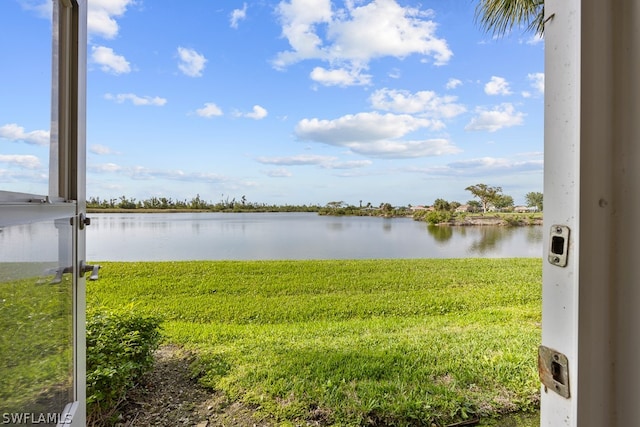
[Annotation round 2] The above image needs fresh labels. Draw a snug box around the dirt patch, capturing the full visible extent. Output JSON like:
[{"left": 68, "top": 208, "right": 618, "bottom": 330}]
[{"left": 116, "top": 345, "right": 274, "bottom": 427}]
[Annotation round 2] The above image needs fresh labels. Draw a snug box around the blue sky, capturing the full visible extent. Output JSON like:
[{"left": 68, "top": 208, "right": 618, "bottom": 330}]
[{"left": 0, "top": 0, "right": 543, "bottom": 207}]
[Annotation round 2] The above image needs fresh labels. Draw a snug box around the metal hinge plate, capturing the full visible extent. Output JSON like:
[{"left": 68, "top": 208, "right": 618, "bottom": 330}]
[
  {"left": 538, "top": 345, "right": 570, "bottom": 398},
  {"left": 548, "top": 225, "right": 570, "bottom": 267}
]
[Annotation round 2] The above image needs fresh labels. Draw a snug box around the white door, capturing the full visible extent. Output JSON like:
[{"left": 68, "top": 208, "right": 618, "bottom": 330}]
[
  {"left": 0, "top": 1, "right": 87, "bottom": 425},
  {"left": 541, "top": 0, "right": 640, "bottom": 425}
]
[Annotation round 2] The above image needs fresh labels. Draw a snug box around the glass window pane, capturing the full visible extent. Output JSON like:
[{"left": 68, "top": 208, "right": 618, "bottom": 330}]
[
  {"left": 0, "top": 2, "right": 51, "bottom": 196},
  {"left": 0, "top": 216, "right": 73, "bottom": 419}
]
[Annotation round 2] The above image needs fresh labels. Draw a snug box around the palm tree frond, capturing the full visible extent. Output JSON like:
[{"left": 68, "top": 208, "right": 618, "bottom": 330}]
[{"left": 475, "top": 0, "right": 545, "bottom": 38}]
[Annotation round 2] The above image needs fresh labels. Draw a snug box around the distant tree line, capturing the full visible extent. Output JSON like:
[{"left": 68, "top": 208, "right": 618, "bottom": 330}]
[
  {"left": 87, "top": 185, "right": 543, "bottom": 222},
  {"left": 412, "top": 184, "right": 543, "bottom": 225},
  {"left": 422, "top": 184, "right": 542, "bottom": 214},
  {"left": 86, "top": 194, "right": 321, "bottom": 213},
  {"left": 318, "top": 201, "right": 412, "bottom": 217}
]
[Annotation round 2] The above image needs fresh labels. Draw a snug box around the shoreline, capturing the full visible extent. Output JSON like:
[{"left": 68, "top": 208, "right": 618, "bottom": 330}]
[
  {"left": 87, "top": 208, "right": 543, "bottom": 226},
  {"left": 445, "top": 215, "right": 543, "bottom": 227}
]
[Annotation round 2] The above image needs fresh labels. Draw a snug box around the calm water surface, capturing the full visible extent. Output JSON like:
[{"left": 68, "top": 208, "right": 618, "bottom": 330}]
[{"left": 85, "top": 212, "right": 543, "bottom": 261}]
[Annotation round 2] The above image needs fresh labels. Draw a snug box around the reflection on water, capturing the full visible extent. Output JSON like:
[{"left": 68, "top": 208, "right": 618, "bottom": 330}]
[
  {"left": 526, "top": 226, "right": 542, "bottom": 243},
  {"left": 428, "top": 224, "right": 544, "bottom": 256},
  {"left": 82, "top": 213, "right": 543, "bottom": 261},
  {"left": 427, "top": 225, "right": 453, "bottom": 242},
  {"left": 326, "top": 222, "right": 345, "bottom": 231},
  {"left": 468, "top": 227, "right": 503, "bottom": 255}
]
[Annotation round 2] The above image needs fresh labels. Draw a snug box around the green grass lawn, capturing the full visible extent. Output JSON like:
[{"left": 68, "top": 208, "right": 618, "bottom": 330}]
[{"left": 87, "top": 258, "right": 542, "bottom": 426}]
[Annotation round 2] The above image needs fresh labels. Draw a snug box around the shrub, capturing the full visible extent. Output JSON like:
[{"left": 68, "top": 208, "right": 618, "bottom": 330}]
[
  {"left": 504, "top": 215, "right": 523, "bottom": 226},
  {"left": 86, "top": 307, "right": 162, "bottom": 425},
  {"left": 425, "top": 210, "right": 453, "bottom": 225},
  {"left": 412, "top": 210, "right": 428, "bottom": 221}
]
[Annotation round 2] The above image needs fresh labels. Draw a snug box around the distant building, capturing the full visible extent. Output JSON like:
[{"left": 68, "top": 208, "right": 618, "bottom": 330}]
[{"left": 514, "top": 205, "right": 539, "bottom": 213}]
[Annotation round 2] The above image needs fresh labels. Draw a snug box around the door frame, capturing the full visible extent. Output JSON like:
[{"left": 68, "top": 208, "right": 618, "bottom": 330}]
[
  {"left": 54, "top": 1, "right": 88, "bottom": 424},
  {"left": 0, "top": 0, "right": 87, "bottom": 424},
  {"left": 541, "top": 0, "right": 640, "bottom": 425}
]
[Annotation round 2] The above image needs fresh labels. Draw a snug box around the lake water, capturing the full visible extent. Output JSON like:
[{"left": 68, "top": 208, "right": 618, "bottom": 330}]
[{"left": 85, "top": 212, "right": 543, "bottom": 261}]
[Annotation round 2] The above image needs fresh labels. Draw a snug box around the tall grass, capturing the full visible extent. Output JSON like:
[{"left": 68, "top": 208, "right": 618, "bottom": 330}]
[{"left": 87, "top": 258, "right": 542, "bottom": 426}]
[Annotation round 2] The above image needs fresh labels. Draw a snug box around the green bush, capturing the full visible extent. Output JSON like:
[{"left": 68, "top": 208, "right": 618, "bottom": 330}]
[
  {"left": 425, "top": 210, "right": 453, "bottom": 225},
  {"left": 412, "top": 209, "right": 454, "bottom": 225},
  {"left": 412, "top": 210, "right": 428, "bottom": 221},
  {"left": 504, "top": 215, "right": 523, "bottom": 226},
  {"left": 86, "top": 307, "right": 162, "bottom": 425}
]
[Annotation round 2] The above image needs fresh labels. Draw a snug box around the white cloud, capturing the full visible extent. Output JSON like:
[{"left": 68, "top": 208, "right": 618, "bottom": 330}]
[
  {"left": 323, "top": 160, "right": 373, "bottom": 169},
  {"left": 274, "top": 0, "right": 332, "bottom": 67},
  {"left": 21, "top": 0, "right": 133, "bottom": 39},
  {"left": 407, "top": 155, "right": 543, "bottom": 177},
  {"left": 177, "top": 47, "right": 207, "bottom": 77},
  {"left": 153, "top": 170, "right": 227, "bottom": 183},
  {"left": 91, "top": 46, "right": 131, "bottom": 74},
  {"left": 525, "top": 34, "right": 544, "bottom": 46},
  {"left": 528, "top": 72, "right": 545, "bottom": 94},
  {"left": 465, "top": 103, "right": 525, "bottom": 132},
  {"left": 17, "top": 0, "right": 51, "bottom": 18},
  {"left": 196, "top": 103, "right": 223, "bottom": 118},
  {"left": 237, "top": 105, "right": 268, "bottom": 120},
  {"left": 87, "top": 0, "right": 135, "bottom": 39},
  {"left": 446, "top": 78, "right": 462, "bottom": 90},
  {"left": 296, "top": 112, "right": 437, "bottom": 144},
  {"left": 89, "top": 162, "right": 228, "bottom": 184},
  {"left": 257, "top": 155, "right": 373, "bottom": 169},
  {"left": 388, "top": 68, "right": 401, "bottom": 79},
  {"left": 89, "top": 163, "right": 122, "bottom": 173},
  {"left": 230, "top": 3, "right": 248, "bottom": 29},
  {"left": 90, "top": 144, "right": 119, "bottom": 155},
  {"left": 484, "top": 76, "right": 512, "bottom": 96},
  {"left": 0, "top": 123, "right": 49, "bottom": 146},
  {"left": 0, "top": 154, "right": 41, "bottom": 169},
  {"left": 328, "top": 1, "right": 451, "bottom": 64},
  {"left": 104, "top": 93, "right": 167, "bottom": 106},
  {"left": 448, "top": 157, "right": 543, "bottom": 175},
  {"left": 0, "top": 168, "right": 47, "bottom": 184},
  {"left": 264, "top": 168, "right": 293, "bottom": 178},
  {"left": 310, "top": 66, "right": 372, "bottom": 87},
  {"left": 273, "top": 0, "right": 451, "bottom": 85},
  {"left": 344, "top": 139, "right": 460, "bottom": 159},
  {"left": 256, "top": 154, "right": 337, "bottom": 166},
  {"left": 295, "top": 112, "right": 460, "bottom": 158},
  {"left": 369, "top": 88, "right": 466, "bottom": 119}
]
